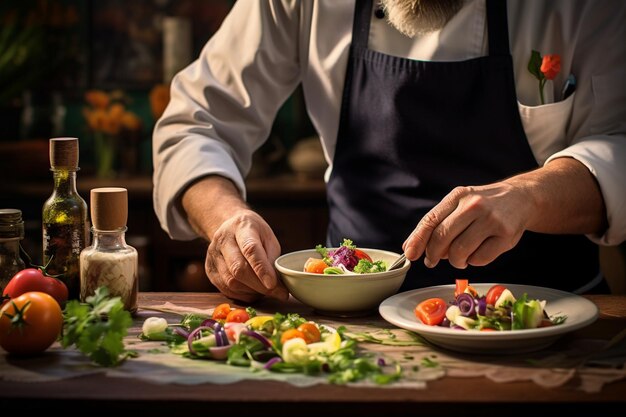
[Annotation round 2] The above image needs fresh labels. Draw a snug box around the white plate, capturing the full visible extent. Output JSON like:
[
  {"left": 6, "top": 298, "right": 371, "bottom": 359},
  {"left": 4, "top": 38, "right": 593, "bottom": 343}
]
[{"left": 379, "top": 283, "right": 599, "bottom": 354}]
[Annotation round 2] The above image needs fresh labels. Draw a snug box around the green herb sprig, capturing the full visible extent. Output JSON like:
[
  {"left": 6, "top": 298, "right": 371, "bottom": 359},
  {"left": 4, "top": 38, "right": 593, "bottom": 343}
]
[{"left": 62, "top": 286, "right": 133, "bottom": 367}]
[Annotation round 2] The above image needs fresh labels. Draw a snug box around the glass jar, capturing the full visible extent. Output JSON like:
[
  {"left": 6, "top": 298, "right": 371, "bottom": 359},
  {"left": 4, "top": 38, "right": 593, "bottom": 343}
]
[
  {"left": 42, "top": 138, "right": 88, "bottom": 300},
  {"left": 80, "top": 226, "right": 138, "bottom": 313},
  {"left": 80, "top": 187, "right": 138, "bottom": 313},
  {"left": 0, "top": 209, "right": 26, "bottom": 290}
]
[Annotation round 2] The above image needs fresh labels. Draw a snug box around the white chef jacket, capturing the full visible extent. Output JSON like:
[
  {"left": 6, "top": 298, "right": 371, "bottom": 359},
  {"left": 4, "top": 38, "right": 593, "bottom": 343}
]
[{"left": 153, "top": 0, "right": 626, "bottom": 246}]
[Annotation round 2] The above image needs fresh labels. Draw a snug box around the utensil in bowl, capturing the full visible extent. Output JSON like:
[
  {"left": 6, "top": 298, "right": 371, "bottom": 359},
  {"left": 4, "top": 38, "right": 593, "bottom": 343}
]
[{"left": 388, "top": 253, "right": 407, "bottom": 271}]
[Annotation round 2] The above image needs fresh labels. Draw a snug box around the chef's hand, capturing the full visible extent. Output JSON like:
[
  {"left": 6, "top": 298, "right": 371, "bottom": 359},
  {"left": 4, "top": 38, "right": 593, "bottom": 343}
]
[
  {"left": 206, "top": 209, "right": 289, "bottom": 303},
  {"left": 402, "top": 158, "right": 608, "bottom": 270},
  {"left": 181, "top": 175, "right": 289, "bottom": 303},
  {"left": 402, "top": 181, "right": 531, "bottom": 269}
]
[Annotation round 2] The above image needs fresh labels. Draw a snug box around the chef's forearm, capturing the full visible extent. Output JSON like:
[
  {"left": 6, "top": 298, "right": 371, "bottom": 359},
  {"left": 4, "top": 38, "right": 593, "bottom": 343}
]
[
  {"left": 506, "top": 157, "right": 608, "bottom": 235},
  {"left": 181, "top": 175, "right": 250, "bottom": 241}
]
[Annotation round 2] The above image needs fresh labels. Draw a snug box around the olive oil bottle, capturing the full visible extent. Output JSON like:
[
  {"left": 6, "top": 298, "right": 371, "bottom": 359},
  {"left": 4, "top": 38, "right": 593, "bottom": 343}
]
[{"left": 42, "top": 137, "right": 88, "bottom": 299}]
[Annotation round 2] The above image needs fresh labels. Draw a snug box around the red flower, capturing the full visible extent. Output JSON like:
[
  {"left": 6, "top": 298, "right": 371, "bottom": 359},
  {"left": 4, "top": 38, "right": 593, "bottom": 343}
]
[
  {"left": 528, "top": 50, "right": 561, "bottom": 104},
  {"left": 540, "top": 55, "right": 561, "bottom": 80}
]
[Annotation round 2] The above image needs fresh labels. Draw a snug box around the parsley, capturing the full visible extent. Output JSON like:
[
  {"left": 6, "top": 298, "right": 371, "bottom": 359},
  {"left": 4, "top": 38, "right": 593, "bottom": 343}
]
[{"left": 61, "top": 286, "right": 133, "bottom": 367}]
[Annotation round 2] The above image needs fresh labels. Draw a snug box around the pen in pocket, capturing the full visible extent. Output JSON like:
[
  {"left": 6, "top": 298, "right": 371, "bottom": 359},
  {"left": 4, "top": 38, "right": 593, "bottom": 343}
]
[{"left": 562, "top": 74, "right": 576, "bottom": 100}]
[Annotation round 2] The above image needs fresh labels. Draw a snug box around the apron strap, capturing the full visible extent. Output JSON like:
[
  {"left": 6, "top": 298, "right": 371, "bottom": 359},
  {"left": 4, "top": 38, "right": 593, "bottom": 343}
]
[
  {"left": 486, "top": 0, "right": 511, "bottom": 56},
  {"left": 352, "top": 0, "right": 374, "bottom": 49}
]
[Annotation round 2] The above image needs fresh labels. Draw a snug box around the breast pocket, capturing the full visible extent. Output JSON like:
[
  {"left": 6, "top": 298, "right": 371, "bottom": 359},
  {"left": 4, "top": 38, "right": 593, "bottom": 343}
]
[{"left": 517, "top": 92, "right": 575, "bottom": 166}]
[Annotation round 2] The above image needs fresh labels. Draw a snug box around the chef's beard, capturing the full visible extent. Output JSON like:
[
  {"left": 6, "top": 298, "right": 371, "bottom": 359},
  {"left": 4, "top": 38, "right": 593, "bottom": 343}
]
[{"left": 380, "top": 0, "right": 464, "bottom": 38}]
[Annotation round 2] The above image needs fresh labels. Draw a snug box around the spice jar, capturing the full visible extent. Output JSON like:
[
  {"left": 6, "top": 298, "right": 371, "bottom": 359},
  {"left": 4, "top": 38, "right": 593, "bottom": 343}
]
[
  {"left": 80, "top": 187, "right": 138, "bottom": 313},
  {"left": 0, "top": 209, "right": 26, "bottom": 289}
]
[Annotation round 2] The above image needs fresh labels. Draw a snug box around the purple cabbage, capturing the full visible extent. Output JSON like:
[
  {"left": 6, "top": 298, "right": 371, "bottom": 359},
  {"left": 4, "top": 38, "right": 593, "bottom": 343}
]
[{"left": 328, "top": 245, "right": 359, "bottom": 271}]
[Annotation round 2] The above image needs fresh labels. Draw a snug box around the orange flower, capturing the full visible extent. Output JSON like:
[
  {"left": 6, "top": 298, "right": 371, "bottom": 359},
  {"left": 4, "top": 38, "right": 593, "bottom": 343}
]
[
  {"left": 85, "top": 90, "right": 110, "bottom": 109},
  {"left": 540, "top": 54, "right": 561, "bottom": 80},
  {"left": 149, "top": 84, "right": 170, "bottom": 120},
  {"left": 83, "top": 89, "right": 141, "bottom": 134}
]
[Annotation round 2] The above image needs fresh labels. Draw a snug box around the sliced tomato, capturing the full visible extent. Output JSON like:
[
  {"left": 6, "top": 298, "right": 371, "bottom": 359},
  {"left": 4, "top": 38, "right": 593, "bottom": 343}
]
[
  {"left": 212, "top": 303, "right": 231, "bottom": 320},
  {"left": 414, "top": 297, "right": 447, "bottom": 326},
  {"left": 297, "top": 322, "right": 321, "bottom": 344},
  {"left": 485, "top": 285, "right": 507, "bottom": 306},
  {"left": 226, "top": 308, "right": 250, "bottom": 323},
  {"left": 354, "top": 249, "right": 372, "bottom": 262},
  {"left": 454, "top": 279, "right": 477, "bottom": 297},
  {"left": 304, "top": 258, "right": 328, "bottom": 274},
  {"left": 454, "top": 279, "right": 469, "bottom": 298}
]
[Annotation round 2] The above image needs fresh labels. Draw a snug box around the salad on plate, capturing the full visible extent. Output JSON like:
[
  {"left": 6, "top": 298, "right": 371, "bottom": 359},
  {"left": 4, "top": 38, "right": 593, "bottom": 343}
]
[
  {"left": 303, "top": 239, "right": 388, "bottom": 275},
  {"left": 414, "top": 279, "right": 567, "bottom": 331}
]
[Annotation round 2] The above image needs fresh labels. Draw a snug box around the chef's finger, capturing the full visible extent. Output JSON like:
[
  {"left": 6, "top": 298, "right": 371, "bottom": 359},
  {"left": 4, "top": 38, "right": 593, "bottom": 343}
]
[
  {"left": 236, "top": 232, "right": 280, "bottom": 291},
  {"left": 219, "top": 236, "right": 275, "bottom": 296},
  {"left": 467, "top": 235, "right": 517, "bottom": 267},
  {"left": 444, "top": 220, "right": 491, "bottom": 269},
  {"left": 404, "top": 188, "right": 463, "bottom": 261},
  {"left": 424, "top": 188, "right": 482, "bottom": 267}
]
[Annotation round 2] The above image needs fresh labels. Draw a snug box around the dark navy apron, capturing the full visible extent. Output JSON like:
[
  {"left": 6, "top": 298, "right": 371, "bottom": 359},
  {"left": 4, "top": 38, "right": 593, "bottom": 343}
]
[{"left": 326, "top": 0, "right": 599, "bottom": 292}]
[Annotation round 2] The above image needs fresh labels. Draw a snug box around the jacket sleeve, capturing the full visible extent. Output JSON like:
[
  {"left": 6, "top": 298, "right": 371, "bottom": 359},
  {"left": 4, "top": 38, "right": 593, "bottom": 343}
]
[
  {"left": 152, "top": 0, "right": 302, "bottom": 240},
  {"left": 544, "top": 3, "right": 626, "bottom": 246}
]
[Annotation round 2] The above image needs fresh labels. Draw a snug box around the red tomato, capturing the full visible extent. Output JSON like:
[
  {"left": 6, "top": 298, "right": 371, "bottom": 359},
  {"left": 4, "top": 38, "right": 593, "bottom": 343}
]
[
  {"left": 485, "top": 285, "right": 507, "bottom": 306},
  {"left": 225, "top": 308, "right": 250, "bottom": 323},
  {"left": 0, "top": 291, "right": 63, "bottom": 355},
  {"left": 297, "top": 322, "right": 321, "bottom": 344},
  {"left": 3, "top": 268, "right": 68, "bottom": 306},
  {"left": 354, "top": 249, "right": 372, "bottom": 262},
  {"left": 454, "top": 279, "right": 469, "bottom": 298},
  {"left": 212, "top": 303, "right": 231, "bottom": 320},
  {"left": 454, "top": 279, "right": 477, "bottom": 298},
  {"left": 414, "top": 297, "right": 447, "bottom": 326},
  {"left": 280, "top": 328, "right": 306, "bottom": 344}
]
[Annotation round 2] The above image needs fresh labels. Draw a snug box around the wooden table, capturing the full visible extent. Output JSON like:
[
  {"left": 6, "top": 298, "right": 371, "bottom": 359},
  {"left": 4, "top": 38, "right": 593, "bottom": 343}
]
[{"left": 1, "top": 292, "right": 625, "bottom": 416}]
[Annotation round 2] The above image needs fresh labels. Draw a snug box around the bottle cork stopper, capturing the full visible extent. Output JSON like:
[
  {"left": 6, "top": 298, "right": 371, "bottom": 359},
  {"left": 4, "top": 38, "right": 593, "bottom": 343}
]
[
  {"left": 50, "top": 137, "right": 79, "bottom": 169},
  {"left": 90, "top": 187, "right": 128, "bottom": 231}
]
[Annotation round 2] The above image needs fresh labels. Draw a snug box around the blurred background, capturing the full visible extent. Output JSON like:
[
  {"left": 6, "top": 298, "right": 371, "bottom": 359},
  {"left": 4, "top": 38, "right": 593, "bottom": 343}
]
[
  {"left": 1, "top": 1, "right": 623, "bottom": 294},
  {"left": 0, "top": 0, "right": 330, "bottom": 292}
]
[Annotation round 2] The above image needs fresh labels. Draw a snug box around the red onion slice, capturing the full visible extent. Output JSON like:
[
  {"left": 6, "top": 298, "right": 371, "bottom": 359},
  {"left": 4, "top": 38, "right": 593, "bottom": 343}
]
[
  {"left": 187, "top": 325, "right": 215, "bottom": 356},
  {"left": 264, "top": 356, "right": 283, "bottom": 370},
  {"left": 456, "top": 293, "right": 476, "bottom": 317},
  {"left": 241, "top": 330, "right": 273, "bottom": 348}
]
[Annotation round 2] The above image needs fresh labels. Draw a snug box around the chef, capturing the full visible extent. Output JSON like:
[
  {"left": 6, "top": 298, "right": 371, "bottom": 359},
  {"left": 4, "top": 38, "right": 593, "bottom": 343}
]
[{"left": 153, "top": 0, "right": 626, "bottom": 302}]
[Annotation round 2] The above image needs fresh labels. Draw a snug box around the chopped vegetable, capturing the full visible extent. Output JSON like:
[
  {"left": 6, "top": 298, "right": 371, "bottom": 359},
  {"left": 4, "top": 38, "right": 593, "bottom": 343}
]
[
  {"left": 414, "top": 298, "right": 447, "bottom": 326},
  {"left": 307, "top": 239, "right": 388, "bottom": 275},
  {"left": 415, "top": 280, "right": 565, "bottom": 331},
  {"left": 142, "top": 304, "right": 399, "bottom": 385}
]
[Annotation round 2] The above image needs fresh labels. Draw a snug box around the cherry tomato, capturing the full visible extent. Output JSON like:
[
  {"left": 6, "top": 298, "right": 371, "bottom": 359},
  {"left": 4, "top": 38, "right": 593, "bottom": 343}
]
[
  {"left": 304, "top": 258, "right": 328, "bottom": 274},
  {"left": 212, "top": 303, "right": 231, "bottom": 320},
  {"left": 485, "top": 285, "right": 507, "bottom": 306},
  {"left": 3, "top": 268, "right": 68, "bottom": 306},
  {"left": 0, "top": 291, "right": 63, "bottom": 355},
  {"left": 297, "top": 322, "right": 321, "bottom": 344},
  {"left": 454, "top": 279, "right": 477, "bottom": 298},
  {"left": 280, "top": 328, "right": 306, "bottom": 344},
  {"left": 414, "top": 297, "right": 447, "bottom": 326},
  {"left": 354, "top": 249, "right": 372, "bottom": 262},
  {"left": 225, "top": 308, "right": 250, "bottom": 323}
]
